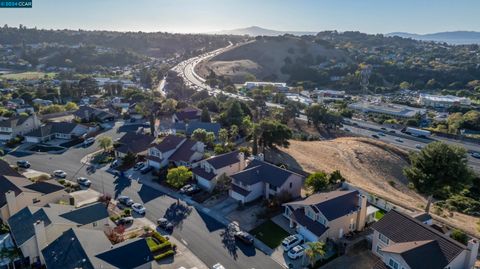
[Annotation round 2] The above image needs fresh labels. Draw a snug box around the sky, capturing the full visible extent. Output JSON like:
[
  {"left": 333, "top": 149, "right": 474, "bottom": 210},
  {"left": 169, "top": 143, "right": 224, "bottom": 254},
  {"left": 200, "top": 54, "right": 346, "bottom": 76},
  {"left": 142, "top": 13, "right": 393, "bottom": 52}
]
[{"left": 0, "top": 0, "right": 479, "bottom": 34}]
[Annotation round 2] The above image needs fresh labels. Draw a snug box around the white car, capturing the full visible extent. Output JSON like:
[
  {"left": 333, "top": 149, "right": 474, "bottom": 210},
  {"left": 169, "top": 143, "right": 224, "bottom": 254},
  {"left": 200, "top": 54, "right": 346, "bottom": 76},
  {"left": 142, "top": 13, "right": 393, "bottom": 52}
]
[
  {"left": 131, "top": 203, "right": 146, "bottom": 215},
  {"left": 212, "top": 264, "right": 225, "bottom": 269},
  {"left": 282, "top": 234, "right": 304, "bottom": 251},
  {"left": 83, "top": 137, "right": 95, "bottom": 146},
  {"left": 415, "top": 144, "right": 423, "bottom": 149},
  {"left": 134, "top": 162, "right": 145, "bottom": 170},
  {"left": 53, "top": 170, "right": 67, "bottom": 178},
  {"left": 77, "top": 177, "right": 92, "bottom": 187},
  {"left": 395, "top": 138, "right": 404, "bottom": 143},
  {"left": 288, "top": 244, "right": 305, "bottom": 259}
]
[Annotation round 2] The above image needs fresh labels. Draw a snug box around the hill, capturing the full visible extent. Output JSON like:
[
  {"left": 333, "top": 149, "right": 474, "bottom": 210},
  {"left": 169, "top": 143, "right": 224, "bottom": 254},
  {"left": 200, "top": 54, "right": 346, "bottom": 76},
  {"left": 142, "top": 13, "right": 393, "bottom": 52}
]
[
  {"left": 195, "top": 35, "right": 349, "bottom": 83},
  {"left": 387, "top": 31, "right": 480, "bottom": 45},
  {"left": 209, "top": 26, "right": 317, "bottom": 37}
]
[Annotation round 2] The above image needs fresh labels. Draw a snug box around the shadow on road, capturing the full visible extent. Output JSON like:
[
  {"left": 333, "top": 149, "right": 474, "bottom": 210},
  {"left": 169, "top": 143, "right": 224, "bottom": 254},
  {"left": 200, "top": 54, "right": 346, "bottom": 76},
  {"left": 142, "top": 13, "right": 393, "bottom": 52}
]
[
  {"left": 137, "top": 184, "right": 165, "bottom": 204},
  {"left": 196, "top": 209, "right": 224, "bottom": 233},
  {"left": 220, "top": 225, "right": 238, "bottom": 260},
  {"left": 164, "top": 201, "right": 192, "bottom": 230},
  {"left": 113, "top": 175, "right": 132, "bottom": 198}
]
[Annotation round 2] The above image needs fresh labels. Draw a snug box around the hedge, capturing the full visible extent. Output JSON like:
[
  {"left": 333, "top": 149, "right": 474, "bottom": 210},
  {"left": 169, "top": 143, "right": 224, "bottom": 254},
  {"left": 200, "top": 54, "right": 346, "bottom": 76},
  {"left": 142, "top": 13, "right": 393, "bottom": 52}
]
[
  {"left": 150, "top": 241, "right": 172, "bottom": 253},
  {"left": 154, "top": 250, "right": 174, "bottom": 261},
  {"left": 152, "top": 231, "right": 168, "bottom": 244}
]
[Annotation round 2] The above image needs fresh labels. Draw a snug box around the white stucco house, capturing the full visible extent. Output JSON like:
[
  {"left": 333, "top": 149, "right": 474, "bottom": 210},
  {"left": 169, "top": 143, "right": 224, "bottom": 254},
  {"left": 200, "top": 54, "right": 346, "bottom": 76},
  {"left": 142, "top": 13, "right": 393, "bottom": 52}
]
[
  {"left": 229, "top": 157, "right": 304, "bottom": 204},
  {"left": 192, "top": 150, "right": 246, "bottom": 191},
  {"left": 0, "top": 114, "right": 41, "bottom": 141},
  {"left": 146, "top": 135, "right": 205, "bottom": 169},
  {"left": 24, "top": 122, "right": 90, "bottom": 143},
  {"left": 283, "top": 190, "right": 368, "bottom": 242}
]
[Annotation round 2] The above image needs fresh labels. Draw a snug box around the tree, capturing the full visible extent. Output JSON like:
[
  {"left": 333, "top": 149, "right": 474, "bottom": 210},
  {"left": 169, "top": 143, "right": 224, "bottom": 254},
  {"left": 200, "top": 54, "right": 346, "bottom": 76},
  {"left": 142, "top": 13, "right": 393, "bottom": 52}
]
[
  {"left": 223, "top": 101, "right": 244, "bottom": 127},
  {"left": 258, "top": 120, "right": 292, "bottom": 149},
  {"left": 98, "top": 136, "right": 113, "bottom": 152},
  {"left": 403, "top": 142, "right": 474, "bottom": 198},
  {"left": 192, "top": 129, "right": 215, "bottom": 146},
  {"left": 218, "top": 128, "right": 229, "bottom": 145},
  {"left": 399, "top": 81, "right": 411, "bottom": 90},
  {"left": 166, "top": 166, "right": 192, "bottom": 189},
  {"left": 304, "top": 241, "right": 326, "bottom": 267},
  {"left": 329, "top": 170, "right": 345, "bottom": 183},
  {"left": 306, "top": 104, "right": 327, "bottom": 127},
  {"left": 122, "top": 151, "right": 136, "bottom": 167},
  {"left": 305, "top": 172, "right": 329, "bottom": 192},
  {"left": 200, "top": 107, "right": 211, "bottom": 122},
  {"left": 64, "top": 102, "right": 78, "bottom": 111},
  {"left": 230, "top": 125, "right": 239, "bottom": 142},
  {"left": 450, "top": 229, "right": 468, "bottom": 245},
  {"left": 161, "top": 98, "right": 178, "bottom": 114}
]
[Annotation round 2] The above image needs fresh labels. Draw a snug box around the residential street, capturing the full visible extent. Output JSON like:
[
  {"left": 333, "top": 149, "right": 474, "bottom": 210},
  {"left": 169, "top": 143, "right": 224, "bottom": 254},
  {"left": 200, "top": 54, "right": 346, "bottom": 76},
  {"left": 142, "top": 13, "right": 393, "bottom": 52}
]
[{"left": 4, "top": 121, "right": 282, "bottom": 269}]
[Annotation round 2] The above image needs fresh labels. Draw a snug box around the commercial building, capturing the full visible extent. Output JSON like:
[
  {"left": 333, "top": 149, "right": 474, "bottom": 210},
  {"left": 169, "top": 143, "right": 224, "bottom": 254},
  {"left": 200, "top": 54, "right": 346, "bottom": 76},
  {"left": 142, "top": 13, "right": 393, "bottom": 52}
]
[
  {"left": 418, "top": 94, "right": 471, "bottom": 109},
  {"left": 243, "top": 81, "right": 289, "bottom": 92},
  {"left": 313, "top": 90, "right": 346, "bottom": 103},
  {"left": 348, "top": 102, "right": 426, "bottom": 119}
]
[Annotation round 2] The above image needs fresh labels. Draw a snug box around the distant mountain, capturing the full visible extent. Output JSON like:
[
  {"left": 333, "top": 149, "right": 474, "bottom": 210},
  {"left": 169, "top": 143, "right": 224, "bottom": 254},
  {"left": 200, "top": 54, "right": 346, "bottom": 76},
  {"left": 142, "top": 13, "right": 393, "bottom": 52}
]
[
  {"left": 387, "top": 31, "right": 480, "bottom": 45},
  {"left": 209, "top": 26, "right": 317, "bottom": 37}
]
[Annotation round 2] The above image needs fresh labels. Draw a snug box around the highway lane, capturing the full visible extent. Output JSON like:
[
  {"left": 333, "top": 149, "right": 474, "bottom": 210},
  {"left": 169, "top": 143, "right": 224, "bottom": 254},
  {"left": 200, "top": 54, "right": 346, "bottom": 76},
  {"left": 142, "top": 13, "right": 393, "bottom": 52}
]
[{"left": 4, "top": 121, "right": 282, "bottom": 269}]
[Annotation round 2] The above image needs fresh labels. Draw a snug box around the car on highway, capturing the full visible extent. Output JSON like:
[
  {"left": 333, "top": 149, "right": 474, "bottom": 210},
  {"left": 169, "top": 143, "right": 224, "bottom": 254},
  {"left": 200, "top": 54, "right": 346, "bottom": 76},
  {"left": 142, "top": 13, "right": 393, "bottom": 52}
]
[
  {"left": 77, "top": 177, "right": 92, "bottom": 187},
  {"left": 395, "top": 138, "right": 404, "bottom": 143},
  {"left": 377, "top": 132, "right": 386, "bottom": 136},
  {"left": 282, "top": 234, "right": 304, "bottom": 251},
  {"left": 157, "top": 218, "right": 174, "bottom": 231},
  {"left": 389, "top": 130, "right": 396, "bottom": 134},
  {"left": 117, "top": 195, "right": 134, "bottom": 206},
  {"left": 472, "top": 152, "right": 480, "bottom": 159},
  {"left": 415, "top": 144, "right": 423, "bottom": 149},
  {"left": 371, "top": 134, "right": 380, "bottom": 139},
  {"left": 83, "top": 137, "right": 95, "bottom": 146},
  {"left": 52, "top": 170, "right": 67, "bottom": 178},
  {"left": 16, "top": 160, "right": 31, "bottom": 168},
  {"left": 117, "top": 216, "right": 134, "bottom": 226},
  {"left": 380, "top": 127, "right": 387, "bottom": 131},
  {"left": 344, "top": 128, "right": 351, "bottom": 132},
  {"left": 288, "top": 244, "right": 305, "bottom": 260},
  {"left": 133, "top": 162, "right": 145, "bottom": 171},
  {"left": 234, "top": 231, "right": 254, "bottom": 245},
  {"left": 131, "top": 203, "right": 146, "bottom": 215}
]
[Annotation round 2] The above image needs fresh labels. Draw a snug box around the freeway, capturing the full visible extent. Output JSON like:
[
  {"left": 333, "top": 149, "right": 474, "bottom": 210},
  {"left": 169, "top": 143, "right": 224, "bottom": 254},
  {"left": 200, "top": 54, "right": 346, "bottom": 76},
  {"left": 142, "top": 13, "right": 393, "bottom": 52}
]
[{"left": 4, "top": 121, "right": 282, "bottom": 269}]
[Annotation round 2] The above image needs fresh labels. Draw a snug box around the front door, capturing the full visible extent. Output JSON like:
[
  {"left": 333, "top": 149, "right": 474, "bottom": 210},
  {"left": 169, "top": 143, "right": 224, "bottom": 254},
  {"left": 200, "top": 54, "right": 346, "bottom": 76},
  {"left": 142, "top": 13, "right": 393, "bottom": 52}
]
[{"left": 339, "top": 228, "right": 344, "bottom": 238}]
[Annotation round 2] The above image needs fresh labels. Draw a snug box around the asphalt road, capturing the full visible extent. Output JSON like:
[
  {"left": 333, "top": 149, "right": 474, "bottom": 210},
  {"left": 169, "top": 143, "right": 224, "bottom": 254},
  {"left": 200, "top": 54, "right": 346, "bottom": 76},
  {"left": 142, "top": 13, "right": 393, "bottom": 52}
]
[{"left": 4, "top": 121, "right": 282, "bottom": 269}]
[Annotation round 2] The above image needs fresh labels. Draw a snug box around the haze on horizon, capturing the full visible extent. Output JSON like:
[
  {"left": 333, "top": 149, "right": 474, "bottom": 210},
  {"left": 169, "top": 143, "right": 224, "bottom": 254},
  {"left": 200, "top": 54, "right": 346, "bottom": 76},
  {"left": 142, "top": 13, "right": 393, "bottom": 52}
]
[{"left": 0, "top": 0, "right": 479, "bottom": 34}]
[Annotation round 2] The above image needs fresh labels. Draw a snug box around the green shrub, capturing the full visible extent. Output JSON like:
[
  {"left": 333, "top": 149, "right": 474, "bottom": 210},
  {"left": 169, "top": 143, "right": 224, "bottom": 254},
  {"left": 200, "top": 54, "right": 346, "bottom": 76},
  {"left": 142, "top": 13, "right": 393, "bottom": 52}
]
[
  {"left": 152, "top": 231, "right": 168, "bottom": 243},
  {"left": 123, "top": 208, "right": 132, "bottom": 216},
  {"left": 110, "top": 215, "right": 120, "bottom": 222},
  {"left": 150, "top": 241, "right": 171, "bottom": 252},
  {"left": 154, "top": 250, "right": 175, "bottom": 261},
  {"left": 58, "top": 179, "right": 66, "bottom": 185},
  {"left": 450, "top": 229, "right": 468, "bottom": 245}
]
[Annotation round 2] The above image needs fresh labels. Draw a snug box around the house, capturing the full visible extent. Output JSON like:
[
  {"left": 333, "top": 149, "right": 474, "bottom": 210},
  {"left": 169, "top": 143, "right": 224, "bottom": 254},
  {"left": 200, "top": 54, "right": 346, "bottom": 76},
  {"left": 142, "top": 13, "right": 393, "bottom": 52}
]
[
  {"left": 172, "top": 107, "right": 201, "bottom": 123},
  {"left": 173, "top": 121, "right": 222, "bottom": 138},
  {"left": 73, "top": 106, "right": 115, "bottom": 123},
  {"left": 0, "top": 160, "right": 68, "bottom": 222},
  {"left": 24, "top": 122, "right": 90, "bottom": 143},
  {"left": 282, "top": 190, "right": 368, "bottom": 242},
  {"left": 146, "top": 135, "right": 205, "bottom": 169},
  {"left": 0, "top": 114, "right": 41, "bottom": 140},
  {"left": 8, "top": 203, "right": 111, "bottom": 265},
  {"left": 229, "top": 157, "right": 304, "bottom": 204},
  {"left": 371, "top": 210, "right": 479, "bottom": 269},
  {"left": 15, "top": 105, "right": 35, "bottom": 114},
  {"left": 115, "top": 132, "right": 155, "bottom": 158},
  {"left": 192, "top": 151, "right": 245, "bottom": 191},
  {"left": 42, "top": 228, "right": 153, "bottom": 269}
]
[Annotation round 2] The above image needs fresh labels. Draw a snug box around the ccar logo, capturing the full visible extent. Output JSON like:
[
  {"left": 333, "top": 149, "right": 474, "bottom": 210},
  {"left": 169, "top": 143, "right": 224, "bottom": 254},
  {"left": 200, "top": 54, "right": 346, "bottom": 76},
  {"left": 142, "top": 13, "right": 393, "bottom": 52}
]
[{"left": 0, "top": 0, "right": 32, "bottom": 8}]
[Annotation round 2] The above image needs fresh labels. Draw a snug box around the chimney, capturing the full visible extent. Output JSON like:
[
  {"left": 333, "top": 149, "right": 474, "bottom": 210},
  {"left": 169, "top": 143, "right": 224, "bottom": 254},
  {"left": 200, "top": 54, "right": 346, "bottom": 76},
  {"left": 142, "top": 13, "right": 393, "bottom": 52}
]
[
  {"left": 465, "top": 239, "right": 479, "bottom": 269},
  {"left": 5, "top": 190, "right": 18, "bottom": 218},
  {"left": 356, "top": 194, "right": 367, "bottom": 231},
  {"left": 425, "top": 195, "right": 432, "bottom": 214},
  {"left": 238, "top": 152, "right": 245, "bottom": 170},
  {"left": 34, "top": 220, "right": 47, "bottom": 264}
]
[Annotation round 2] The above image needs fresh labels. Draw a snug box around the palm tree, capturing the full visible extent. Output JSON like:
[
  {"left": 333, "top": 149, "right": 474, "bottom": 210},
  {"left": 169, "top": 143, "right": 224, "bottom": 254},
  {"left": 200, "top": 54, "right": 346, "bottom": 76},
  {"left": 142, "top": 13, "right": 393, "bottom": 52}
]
[
  {"left": 304, "top": 241, "right": 326, "bottom": 267},
  {"left": 98, "top": 136, "right": 113, "bottom": 152}
]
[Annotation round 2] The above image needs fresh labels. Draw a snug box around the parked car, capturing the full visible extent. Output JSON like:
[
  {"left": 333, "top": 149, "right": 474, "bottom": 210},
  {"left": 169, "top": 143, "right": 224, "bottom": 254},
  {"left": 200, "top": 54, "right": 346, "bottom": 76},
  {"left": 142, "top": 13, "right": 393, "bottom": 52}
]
[
  {"left": 371, "top": 134, "right": 380, "bottom": 139},
  {"left": 140, "top": 165, "right": 153, "bottom": 174},
  {"left": 16, "top": 160, "right": 31, "bottom": 168},
  {"left": 117, "top": 195, "right": 134, "bottom": 206},
  {"left": 52, "top": 170, "right": 67, "bottom": 178},
  {"left": 157, "top": 218, "right": 174, "bottom": 231},
  {"left": 110, "top": 159, "right": 120, "bottom": 168},
  {"left": 472, "top": 152, "right": 480, "bottom": 159},
  {"left": 83, "top": 137, "right": 95, "bottom": 146},
  {"left": 288, "top": 244, "right": 305, "bottom": 260},
  {"left": 77, "top": 177, "right": 92, "bottom": 187},
  {"left": 134, "top": 162, "right": 145, "bottom": 170},
  {"left": 389, "top": 130, "right": 396, "bottom": 134},
  {"left": 212, "top": 264, "right": 225, "bottom": 269},
  {"left": 132, "top": 203, "right": 146, "bottom": 214},
  {"left": 282, "top": 234, "right": 304, "bottom": 251},
  {"left": 234, "top": 231, "right": 254, "bottom": 245},
  {"left": 179, "top": 184, "right": 201, "bottom": 195},
  {"left": 117, "top": 216, "right": 134, "bottom": 225}
]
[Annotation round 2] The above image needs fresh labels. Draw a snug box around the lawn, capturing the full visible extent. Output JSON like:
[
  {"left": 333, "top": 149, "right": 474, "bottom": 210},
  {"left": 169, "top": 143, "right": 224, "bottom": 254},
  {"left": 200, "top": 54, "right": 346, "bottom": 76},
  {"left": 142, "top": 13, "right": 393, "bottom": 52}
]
[
  {"left": 249, "top": 220, "right": 289, "bottom": 249},
  {"left": 0, "top": 71, "right": 56, "bottom": 80},
  {"left": 375, "top": 210, "right": 386, "bottom": 220}
]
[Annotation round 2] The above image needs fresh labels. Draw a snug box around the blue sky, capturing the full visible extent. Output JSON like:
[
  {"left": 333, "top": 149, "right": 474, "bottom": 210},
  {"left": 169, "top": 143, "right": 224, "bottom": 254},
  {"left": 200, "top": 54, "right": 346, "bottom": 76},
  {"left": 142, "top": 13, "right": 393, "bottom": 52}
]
[{"left": 0, "top": 0, "right": 479, "bottom": 34}]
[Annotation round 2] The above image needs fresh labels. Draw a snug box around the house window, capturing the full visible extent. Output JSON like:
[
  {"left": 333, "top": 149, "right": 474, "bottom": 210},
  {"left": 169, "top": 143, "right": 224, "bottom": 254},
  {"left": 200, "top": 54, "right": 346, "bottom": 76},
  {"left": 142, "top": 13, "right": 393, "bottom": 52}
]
[
  {"left": 378, "top": 233, "right": 389, "bottom": 244},
  {"left": 376, "top": 245, "right": 382, "bottom": 256},
  {"left": 289, "top": 182, "right": 293, "bottom": 188},
  {"left": 388, "top": 258, "right": 399, "bottom": 269},
  {"left": 306, "top": 210, "right": 315, "bottom": 220}
]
